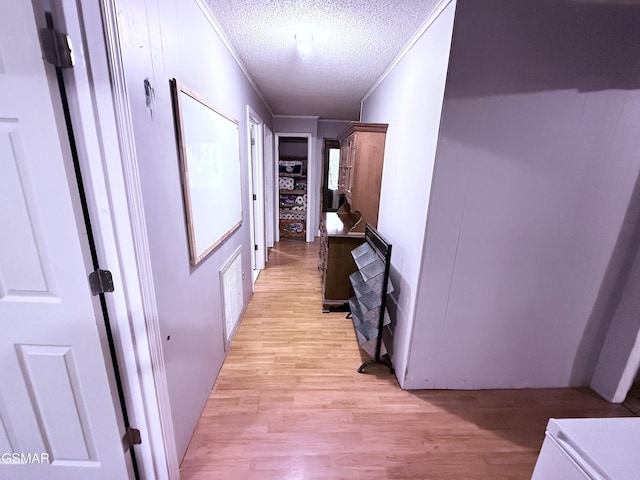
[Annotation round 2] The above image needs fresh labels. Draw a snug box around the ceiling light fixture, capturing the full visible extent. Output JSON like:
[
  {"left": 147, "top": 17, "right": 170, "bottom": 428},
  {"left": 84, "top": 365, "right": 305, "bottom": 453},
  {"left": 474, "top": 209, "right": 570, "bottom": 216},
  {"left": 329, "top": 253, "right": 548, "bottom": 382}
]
[{"left": 294, "top": 29, "right": 313, "bottom": 60}]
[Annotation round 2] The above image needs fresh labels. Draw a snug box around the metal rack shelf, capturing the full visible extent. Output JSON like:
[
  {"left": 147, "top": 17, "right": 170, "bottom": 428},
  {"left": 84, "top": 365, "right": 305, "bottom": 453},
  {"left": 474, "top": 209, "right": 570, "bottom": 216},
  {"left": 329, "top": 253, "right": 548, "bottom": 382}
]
[{"left": 348, "top": 224, "right": 394, "bottom": 374}]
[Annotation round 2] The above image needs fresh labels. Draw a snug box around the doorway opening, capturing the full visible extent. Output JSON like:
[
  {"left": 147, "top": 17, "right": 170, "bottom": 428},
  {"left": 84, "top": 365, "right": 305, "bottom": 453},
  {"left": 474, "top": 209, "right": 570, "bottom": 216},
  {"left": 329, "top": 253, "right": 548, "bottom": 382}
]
[
  {"left": 247, "top": 107, "right": 265, "bottom": 284},
  {"left": 43, "top": 8, "right": 139, "bottom": 478},
  {"left": 276, "top": 135, "right": 312, "bottom": 242},
  {"left": 322, "top": 139, "right": 341, "bottom": 212}
]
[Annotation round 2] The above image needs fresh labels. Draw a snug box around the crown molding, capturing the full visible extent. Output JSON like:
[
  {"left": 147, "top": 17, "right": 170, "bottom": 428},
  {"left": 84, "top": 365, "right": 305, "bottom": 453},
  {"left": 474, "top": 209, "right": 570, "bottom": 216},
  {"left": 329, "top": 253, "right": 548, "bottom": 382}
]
[
  {"left": 194, "top": 0, "right": 274, "bottom": 118},
  {"left": 361, "top": 0, "right": 454, "bottom": 110}
]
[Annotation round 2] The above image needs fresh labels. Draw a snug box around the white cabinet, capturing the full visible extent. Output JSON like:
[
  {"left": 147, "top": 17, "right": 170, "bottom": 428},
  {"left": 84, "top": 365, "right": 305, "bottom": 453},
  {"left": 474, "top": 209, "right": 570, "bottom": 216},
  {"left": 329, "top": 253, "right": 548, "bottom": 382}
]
[{"left": 532, "top": 418, "right": 640, "bottom": 480}]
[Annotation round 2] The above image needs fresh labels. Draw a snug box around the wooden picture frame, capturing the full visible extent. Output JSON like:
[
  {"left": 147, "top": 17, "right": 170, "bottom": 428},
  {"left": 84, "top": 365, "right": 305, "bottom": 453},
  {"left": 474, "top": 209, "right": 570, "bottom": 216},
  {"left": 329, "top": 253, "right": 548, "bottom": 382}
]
[{"left": 170, "top": 79, "right": 242, "bottom": 265}]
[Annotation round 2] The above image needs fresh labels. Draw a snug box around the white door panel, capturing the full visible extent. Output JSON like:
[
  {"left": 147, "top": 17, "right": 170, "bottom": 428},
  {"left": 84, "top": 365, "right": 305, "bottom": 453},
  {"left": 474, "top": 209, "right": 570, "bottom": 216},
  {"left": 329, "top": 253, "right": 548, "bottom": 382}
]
[{"left": 0, "top": 1, "right": 128, "bottom": 478}]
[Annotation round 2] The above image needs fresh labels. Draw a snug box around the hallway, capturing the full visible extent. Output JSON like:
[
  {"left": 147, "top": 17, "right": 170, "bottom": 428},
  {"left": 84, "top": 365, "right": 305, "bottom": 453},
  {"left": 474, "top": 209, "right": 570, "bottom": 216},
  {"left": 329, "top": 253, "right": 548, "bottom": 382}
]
[{"left": 179, "top": 239, "right": 634, "bottom": 480}]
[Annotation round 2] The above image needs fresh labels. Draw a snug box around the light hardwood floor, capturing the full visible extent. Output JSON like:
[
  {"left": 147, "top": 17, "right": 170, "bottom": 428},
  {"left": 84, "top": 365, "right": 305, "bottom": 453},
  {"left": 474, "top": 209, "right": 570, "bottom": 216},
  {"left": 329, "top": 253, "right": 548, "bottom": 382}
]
[{"left": 180, "top": 239, "right": 634, "bottom": 480}]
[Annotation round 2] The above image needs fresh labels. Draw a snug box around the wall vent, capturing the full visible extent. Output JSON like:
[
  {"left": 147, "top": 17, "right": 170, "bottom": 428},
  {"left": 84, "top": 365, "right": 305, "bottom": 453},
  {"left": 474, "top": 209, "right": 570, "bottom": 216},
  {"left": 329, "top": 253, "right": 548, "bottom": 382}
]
[{"left": 220, "top": 247, "right": 243, "bottom": 350}]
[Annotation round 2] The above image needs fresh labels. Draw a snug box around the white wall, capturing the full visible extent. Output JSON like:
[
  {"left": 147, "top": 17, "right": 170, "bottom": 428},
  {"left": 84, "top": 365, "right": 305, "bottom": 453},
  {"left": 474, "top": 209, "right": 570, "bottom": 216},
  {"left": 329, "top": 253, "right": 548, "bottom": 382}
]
[
  {"left": 591, "top": 218, "right": 640, "bottom": 401},
  {"left": 407, "top": 0, "right": 640, "bottom": 389},
  {"left": 318, "top": 120, "right": 350, "bottom": 140},
  {"left": 360, "top": 0, "right": 457, "bottom": 386},
  {"left": 116, "top": 0, "right": 272, "bottom": 460},
  {"left": 361, "top": 0, "right": 640, "bottom": 390}
]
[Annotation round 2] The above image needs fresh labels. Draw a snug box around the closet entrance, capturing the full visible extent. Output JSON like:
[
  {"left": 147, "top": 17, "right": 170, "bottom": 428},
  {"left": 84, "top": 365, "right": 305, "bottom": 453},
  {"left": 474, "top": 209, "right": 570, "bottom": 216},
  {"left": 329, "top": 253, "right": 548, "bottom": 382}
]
[{"left": 277, "top": 135, "right": 310, "bottom": 241}]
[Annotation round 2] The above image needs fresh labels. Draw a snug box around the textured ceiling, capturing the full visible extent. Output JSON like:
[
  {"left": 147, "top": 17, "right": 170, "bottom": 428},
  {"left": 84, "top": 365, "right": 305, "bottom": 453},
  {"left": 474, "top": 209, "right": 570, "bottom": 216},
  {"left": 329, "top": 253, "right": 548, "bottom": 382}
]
[{"left": 203, "top": 0, "right": 442, "bottom": 120}]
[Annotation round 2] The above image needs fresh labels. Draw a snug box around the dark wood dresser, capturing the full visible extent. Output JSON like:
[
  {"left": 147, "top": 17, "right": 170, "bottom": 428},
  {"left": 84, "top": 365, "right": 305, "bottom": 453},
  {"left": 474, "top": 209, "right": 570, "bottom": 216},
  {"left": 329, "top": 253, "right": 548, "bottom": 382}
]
[{"left": 319, "top": 212, "right": 365, "bottom": 312}]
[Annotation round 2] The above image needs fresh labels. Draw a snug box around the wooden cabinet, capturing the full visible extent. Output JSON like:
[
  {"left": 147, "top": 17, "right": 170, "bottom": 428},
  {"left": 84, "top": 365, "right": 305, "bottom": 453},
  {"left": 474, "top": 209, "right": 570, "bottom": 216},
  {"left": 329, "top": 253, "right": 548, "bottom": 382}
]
[
  {"left": 319, "top": 212, "right": 365, "bottom": 312},
  {"left": 320, "top": 122, "right": 387, "bottom": 312},
  {"left": 336, "top": 122, "right": 388, "bottom": 230}
]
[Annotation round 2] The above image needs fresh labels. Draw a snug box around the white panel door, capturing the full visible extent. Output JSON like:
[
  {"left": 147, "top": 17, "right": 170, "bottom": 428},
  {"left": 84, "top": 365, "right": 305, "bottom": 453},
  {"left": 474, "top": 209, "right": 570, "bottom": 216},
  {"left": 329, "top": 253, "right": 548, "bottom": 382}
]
[
  {"left": 0, "top": 2, "right": 129, "bottom": 479},
  {"left": 250, "top": 124, "right": 260, "bottom": 271}
]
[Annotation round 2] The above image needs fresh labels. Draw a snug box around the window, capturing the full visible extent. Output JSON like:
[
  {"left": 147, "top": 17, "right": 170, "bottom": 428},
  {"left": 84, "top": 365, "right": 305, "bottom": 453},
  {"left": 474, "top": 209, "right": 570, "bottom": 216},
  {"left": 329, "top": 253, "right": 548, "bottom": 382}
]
[{"left": 327, "top": 148, "right": 340, "bottom": 190}]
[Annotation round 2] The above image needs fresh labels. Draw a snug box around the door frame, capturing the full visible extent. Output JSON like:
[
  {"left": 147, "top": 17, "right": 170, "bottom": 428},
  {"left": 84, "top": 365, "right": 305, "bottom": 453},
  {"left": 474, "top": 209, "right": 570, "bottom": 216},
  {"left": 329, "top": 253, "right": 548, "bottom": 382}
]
[
  {"left": 275, "top": 133, "right": 314, "bottom": 243},
  {"left": 264, "top": 125, "right": 275, "bottom": 251},
  {"left": 44, "top": 1, "right": 179, "bottom": 478},
  {"left": 247, "top": 106, "right": 266, "bottom": 281}
]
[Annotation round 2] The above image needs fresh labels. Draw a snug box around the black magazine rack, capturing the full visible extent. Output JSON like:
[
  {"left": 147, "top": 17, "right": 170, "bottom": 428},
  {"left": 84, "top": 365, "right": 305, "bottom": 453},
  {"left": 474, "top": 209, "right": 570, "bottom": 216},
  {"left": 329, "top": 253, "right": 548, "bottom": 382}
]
[{"left": 348, "top": 224, "right": 394, "bottom": 374}]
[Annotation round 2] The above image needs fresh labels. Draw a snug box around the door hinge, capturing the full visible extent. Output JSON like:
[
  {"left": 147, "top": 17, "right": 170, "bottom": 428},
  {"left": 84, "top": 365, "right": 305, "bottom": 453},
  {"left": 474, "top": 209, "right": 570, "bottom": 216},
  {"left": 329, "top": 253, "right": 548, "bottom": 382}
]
[
  {"left": 89, "top": 269, "right": 114, "bottom": 296},
  {"left": 253, "top": 193, "right": 257, "bottom": 200},
  {"left": 251, "top": 138, "right": 256, "bottom": 146},
  {"left": 254, "top": 244, "right": 258, "bottom": 251},
  {"left": 122, "top": 427, "right": 142, "bottom": 451},
  {"left": 39, "top": 25, "right": 75, "bottom": 68}
]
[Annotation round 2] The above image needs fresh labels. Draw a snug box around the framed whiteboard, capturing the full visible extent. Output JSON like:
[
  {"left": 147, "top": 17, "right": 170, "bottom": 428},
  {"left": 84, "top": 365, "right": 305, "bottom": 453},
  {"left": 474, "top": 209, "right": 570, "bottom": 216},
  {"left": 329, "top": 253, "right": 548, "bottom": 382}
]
[{"left": 170, "top": 79, "right": 242, "bottom": 265}]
